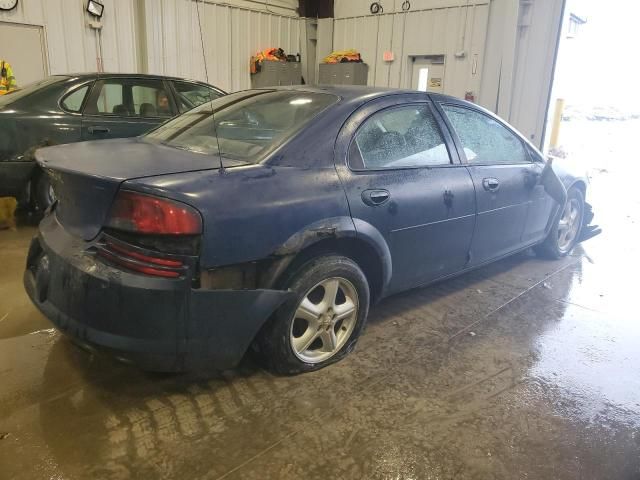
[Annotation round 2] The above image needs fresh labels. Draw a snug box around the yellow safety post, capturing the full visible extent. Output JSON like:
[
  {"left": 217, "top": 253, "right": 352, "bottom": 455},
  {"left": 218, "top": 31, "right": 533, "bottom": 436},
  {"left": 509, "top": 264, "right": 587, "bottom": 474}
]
[{"left": 549, "top": 98, "right": 565, "bottom": 149}]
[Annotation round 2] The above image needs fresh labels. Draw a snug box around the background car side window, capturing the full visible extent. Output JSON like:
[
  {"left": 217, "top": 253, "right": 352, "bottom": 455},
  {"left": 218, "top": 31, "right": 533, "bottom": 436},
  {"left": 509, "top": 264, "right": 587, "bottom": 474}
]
[
  {"left": 442, "top": 105, "right": 528, "bottom": 164},
  {"left": 132, "top": 85, "right": 172, "bottom": 117},
  {"left": 84, "top": 79, "right": 171, "bottom": 118},
  {"left": 351, "top": 105, "right": 451, "bottom": 169},
  {"left": 173, "top": 81, "right": 222, "bottom": 113},
  {"left": 61, "top": 85, "right": 89, "bottom": 112}
]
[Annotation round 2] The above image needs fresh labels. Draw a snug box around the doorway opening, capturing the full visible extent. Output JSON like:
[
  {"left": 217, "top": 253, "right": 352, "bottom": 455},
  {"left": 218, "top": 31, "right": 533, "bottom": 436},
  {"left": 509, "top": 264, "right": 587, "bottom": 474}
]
[{"left": 409, "top": 55, "right": 445, "bottom": 93}]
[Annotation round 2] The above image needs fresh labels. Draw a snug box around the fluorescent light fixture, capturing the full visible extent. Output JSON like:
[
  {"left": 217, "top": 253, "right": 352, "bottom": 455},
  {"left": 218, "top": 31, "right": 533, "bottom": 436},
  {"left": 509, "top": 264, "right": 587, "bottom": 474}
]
[
  {"left": 290, "top": 98, "right": 312, "bottom": 105},
  {"left": 87, "top": 0, "right": 104, "bottom": 18}
]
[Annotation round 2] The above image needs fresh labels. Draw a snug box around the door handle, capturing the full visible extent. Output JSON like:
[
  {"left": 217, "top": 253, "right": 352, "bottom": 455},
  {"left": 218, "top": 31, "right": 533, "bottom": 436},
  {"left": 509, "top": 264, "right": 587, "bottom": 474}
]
[
  {"left": 88, "top": 126, "right": 110, "bottom": 134},
  {"left": 362, "top": 189, "right": 390, "bottom": 206},
  {"left": 482, "top": 177, "right": 500, "bottom": 192}
]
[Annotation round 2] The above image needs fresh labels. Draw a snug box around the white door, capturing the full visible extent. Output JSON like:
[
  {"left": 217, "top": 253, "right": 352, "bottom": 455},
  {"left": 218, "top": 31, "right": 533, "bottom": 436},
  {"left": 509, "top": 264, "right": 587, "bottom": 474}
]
[
  {"left": 411, "top": 57, "right": 445, "bottom": 94},
  {"left": 0, "top": 22, "right": 47, "bottom": 88}
]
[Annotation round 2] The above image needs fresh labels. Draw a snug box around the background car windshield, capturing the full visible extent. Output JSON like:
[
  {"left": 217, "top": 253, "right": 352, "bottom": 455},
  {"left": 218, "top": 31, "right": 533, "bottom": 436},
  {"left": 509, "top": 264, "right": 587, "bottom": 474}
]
[
  {"left": 145, "top": 90, "right": 337, "bottom": 162},
  {"left": 0, "top": 76, "right": 65, "bottom": 107}
]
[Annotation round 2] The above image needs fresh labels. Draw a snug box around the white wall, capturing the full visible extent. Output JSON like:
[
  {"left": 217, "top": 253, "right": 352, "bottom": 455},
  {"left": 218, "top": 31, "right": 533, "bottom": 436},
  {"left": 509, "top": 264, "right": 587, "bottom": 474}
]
[
  {"left": 0, "top": 0, "right": 138, "bottom": 77},
  {"left": 508, "top": 0, "right": 565, "bottom": 146},
  {"left": 0, "top": 0, "right": 561, "bottom": 146},
  {"left": 141, "top": 0, "right": 302, "bottom": 92},
  {"left": 333, "top": 2, "right": 489, "bottom": 97},
  {"left": 332, "top": 0, "right": 564, "bottom": 147}
]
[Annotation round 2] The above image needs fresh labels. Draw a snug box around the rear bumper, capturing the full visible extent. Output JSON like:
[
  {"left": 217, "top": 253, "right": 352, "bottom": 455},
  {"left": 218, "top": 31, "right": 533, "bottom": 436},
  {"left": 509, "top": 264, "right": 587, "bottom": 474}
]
[{"left": 24, "top": 214, "right": 291, "bottom": 371}]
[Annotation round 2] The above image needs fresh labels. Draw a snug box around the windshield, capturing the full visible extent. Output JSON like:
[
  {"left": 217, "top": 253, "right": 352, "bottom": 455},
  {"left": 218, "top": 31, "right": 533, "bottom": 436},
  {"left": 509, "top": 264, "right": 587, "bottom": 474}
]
[
  {"left": 144, "top": 90, "right": 338, "bottom": 163},
  {"left": 0, "top": 76, "right": 66, "bottom": 107}
]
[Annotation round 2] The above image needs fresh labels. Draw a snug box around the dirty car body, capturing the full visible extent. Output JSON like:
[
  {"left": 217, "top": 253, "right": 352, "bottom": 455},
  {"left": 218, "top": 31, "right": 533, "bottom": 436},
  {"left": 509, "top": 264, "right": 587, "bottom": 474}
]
[{"left": 24, "top": 87, "right": 592, "bottom": 372}]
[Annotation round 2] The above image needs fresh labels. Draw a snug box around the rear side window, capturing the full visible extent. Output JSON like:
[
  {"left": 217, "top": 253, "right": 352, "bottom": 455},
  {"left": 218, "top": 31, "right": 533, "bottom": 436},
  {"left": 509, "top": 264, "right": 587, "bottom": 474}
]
[
  {"left": 84, "top": 79, "right": 173, "bottom": 117},
  {"left": 61, "top": 85, "right": 89, "bottom": 112},
  {"left": 173, "top": 81, "right": 223, "bottom": 113},
  {"left": 145, "top": 90, "right": 337, "bottom": 163},
  {"left": 442, "top": 105, "right": 528, "bottom": 164},
  {"left": 350, "top": 104, "right": 450, "bottom": 169}
]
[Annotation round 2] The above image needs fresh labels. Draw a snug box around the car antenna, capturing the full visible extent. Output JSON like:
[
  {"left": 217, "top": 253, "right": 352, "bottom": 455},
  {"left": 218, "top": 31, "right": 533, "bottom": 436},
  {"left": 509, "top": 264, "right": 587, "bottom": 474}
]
[{"left": 196, "top": 0, "right": 225, "bottom": 174}]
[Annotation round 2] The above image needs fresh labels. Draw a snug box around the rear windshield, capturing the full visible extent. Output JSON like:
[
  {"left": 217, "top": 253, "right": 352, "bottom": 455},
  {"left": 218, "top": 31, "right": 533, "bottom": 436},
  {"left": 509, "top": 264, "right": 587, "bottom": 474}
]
[
  {"left": 0, "top": 76, "right": 66, "bottom": 107},
  {"left": 144, "top": 90, "right": 338, "bottom": 163}
]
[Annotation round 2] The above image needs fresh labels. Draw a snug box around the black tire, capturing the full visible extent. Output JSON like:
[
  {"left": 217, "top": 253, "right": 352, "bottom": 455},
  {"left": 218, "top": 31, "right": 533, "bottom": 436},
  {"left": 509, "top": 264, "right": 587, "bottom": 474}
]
[
  {"left": 255, "top": 255, "right": 370, "bottom": 375},
  {"left": 535, "top": 187, "right": 585, "bottom": 259},
  {"left": 32, "top": 171, "right": 55, "bottom": 213}
]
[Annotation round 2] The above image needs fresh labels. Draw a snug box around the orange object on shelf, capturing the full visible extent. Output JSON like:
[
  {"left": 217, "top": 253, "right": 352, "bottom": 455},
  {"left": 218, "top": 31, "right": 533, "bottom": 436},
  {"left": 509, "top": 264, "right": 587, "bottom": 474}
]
[{"left": 322, "top": 49, "right": 362, "bottom": 64}]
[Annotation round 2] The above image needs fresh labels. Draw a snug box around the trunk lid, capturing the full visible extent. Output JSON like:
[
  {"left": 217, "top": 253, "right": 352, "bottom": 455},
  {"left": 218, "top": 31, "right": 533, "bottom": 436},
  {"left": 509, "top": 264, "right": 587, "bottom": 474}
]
[{"left": 36, "top": 138, "right": 242, "bottom": 240}]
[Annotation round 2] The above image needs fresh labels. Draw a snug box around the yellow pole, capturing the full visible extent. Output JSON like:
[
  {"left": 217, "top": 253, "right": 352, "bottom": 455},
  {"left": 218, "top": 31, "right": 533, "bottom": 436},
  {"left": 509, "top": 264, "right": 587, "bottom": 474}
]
[{"left": 549, "top": 98, "right": 565, "bottom": 149}]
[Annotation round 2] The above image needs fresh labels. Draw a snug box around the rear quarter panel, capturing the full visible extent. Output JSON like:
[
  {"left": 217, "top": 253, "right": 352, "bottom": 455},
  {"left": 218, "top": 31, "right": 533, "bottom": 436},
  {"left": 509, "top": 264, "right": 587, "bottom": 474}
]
[{"left": 124, "top": 164, "right": 353, "bottom": 268}]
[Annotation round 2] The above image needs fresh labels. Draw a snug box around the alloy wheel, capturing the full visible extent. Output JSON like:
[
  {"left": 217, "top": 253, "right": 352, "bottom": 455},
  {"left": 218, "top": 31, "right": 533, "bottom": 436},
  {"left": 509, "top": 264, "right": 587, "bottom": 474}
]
[
  {"left": 557, "top": 197, "right": 581, "bottom": 252},
  {"left": 289, "top": 277, "right": 359, "bottom": 363}
]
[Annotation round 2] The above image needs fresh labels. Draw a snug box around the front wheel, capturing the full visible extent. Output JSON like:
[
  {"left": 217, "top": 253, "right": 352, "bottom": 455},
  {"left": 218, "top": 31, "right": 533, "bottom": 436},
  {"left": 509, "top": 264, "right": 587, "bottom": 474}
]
[
  {"left": 535, "top": 187, "right": 584, "bottom": 259},
  {"left": 256, "top": 255, "right": 370, "bottom": 374}
]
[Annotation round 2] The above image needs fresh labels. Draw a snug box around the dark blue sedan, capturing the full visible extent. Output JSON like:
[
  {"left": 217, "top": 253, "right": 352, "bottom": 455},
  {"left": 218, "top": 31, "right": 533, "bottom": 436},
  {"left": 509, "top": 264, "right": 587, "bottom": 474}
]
[{"left": 24, "top": 87, "right": 591, "bottom": 374}]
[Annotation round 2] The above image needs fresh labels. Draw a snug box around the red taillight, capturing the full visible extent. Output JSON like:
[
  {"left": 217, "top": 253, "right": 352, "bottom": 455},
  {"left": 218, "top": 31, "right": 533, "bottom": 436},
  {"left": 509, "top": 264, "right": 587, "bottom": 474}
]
[
  {"left": 105, "top": 241, "right": 183, "bottom": 268},
  {"left": 107, "top": 191, "right": 202, "bottom": 235},
  {"left": 98, "top": 249, "right": 181, "bottom": 278}
]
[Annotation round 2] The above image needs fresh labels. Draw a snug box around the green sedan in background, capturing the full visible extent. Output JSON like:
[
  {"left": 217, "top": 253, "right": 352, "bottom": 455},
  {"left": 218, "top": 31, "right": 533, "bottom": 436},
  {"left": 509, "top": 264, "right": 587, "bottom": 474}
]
[{"left": 0, "top": 73, "right": 225, "bottom": 211}]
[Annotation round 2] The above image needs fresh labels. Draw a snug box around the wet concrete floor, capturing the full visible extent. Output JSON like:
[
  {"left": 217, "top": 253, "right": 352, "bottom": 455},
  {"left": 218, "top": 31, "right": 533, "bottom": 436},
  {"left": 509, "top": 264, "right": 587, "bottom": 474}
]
[{"left": 1, "top": 164, "right": 639, "bottom": 479}]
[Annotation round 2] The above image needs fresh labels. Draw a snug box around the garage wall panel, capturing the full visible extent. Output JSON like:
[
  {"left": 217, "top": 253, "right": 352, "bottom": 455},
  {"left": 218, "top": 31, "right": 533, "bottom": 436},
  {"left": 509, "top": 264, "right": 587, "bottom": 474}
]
[
  {"left": 332, "top": 3, "right": 488, "bottom": 97},
  {"left": 0, "top": 0, "right": 137, "bottom": 79},
  {"left": 142, "top": 0, "right": 301, "bottom": 93}
]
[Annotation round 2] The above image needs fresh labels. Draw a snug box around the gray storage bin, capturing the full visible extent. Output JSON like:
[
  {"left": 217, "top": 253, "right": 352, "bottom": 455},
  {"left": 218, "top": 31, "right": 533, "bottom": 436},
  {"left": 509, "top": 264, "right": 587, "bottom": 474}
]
[
  {"left": 318, "top": 63, "right": 368, "bottom": 85},
  {"left": 251, "top": 60, "right": 302, "bottom": 88}
]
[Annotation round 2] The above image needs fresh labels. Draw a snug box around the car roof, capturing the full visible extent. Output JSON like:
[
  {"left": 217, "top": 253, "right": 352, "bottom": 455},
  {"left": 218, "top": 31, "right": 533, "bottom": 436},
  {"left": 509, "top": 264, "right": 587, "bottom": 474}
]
[
  {"left": 262, "top": 84, "right": 464, "bottom": 105},
  {"left": 60, "top": 72, "right": 218, "bottom": 86}
]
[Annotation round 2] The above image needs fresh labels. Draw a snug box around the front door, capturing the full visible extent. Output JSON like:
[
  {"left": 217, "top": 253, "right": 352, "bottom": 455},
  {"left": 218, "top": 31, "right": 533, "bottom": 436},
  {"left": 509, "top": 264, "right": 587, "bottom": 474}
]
[
  {"left": 335, "top": 96, "right": 476, "bottom": 294},
  {"left": 411, "top": 56, "right": 445, "bottom": 94},
  {"left": 81, "top": 78, "right": 176, "bottom": 140},
  {"left": 439, "top": 103, "right": 543, "bottom": 265}
]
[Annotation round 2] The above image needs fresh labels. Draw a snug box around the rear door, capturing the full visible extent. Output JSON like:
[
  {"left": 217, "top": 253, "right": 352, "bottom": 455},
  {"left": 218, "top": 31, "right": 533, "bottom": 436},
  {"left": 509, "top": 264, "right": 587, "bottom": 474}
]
[
  {"left": 335, "top": 95, "right": 476, "bottom": 294},
  {"left": 438, "top": 102, "right": 544, "bottom": 265},
  {"left": 81, "top": 78, "right": 176, "bottom": 140}
]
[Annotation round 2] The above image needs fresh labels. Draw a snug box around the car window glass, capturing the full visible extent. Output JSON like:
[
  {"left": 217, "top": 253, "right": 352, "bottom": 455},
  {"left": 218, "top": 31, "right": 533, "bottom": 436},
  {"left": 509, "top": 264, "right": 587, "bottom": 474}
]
[
  {"left": 132, "top": 85, "right": 172, "bottom": 117},
  {"left": 84, "top": 79, "right": 171, "bottom": 117},
  {"left": 352, "top": 105, "right": 450, "bottom": 169},
  {"left": 174, "top": 81, "right": 222, "bottom": 113},
  {"left": 61, "top": 85, "right": 89, "bottom": 112},
  {"left": 442, "top": 105, "right": 528, "bottom": 164},
  {"left": 145, "top": 90, "right": 338, "bottom": 163}
]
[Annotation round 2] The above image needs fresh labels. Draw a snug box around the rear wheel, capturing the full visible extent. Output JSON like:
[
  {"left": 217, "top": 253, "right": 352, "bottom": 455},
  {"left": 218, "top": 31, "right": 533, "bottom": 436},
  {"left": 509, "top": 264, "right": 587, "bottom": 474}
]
[
  {"left": 32, "top": 172, "right": 55, "bottom": 213},
  {"left": 535, "top": 187, "right": 584, "bottom": 259},
  {"left": 256, "top": 255, "right": 370, "bottom": 374}
]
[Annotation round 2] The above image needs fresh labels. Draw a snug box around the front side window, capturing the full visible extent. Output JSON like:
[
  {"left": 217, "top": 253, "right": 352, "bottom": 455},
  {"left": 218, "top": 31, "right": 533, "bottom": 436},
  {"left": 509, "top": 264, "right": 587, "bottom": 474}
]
[
  {"left": 144, "top": 90, "right": 337, "bottom": 163},
  {"left": 84, "top": 79, "right": 172, "bottom": 117},
  {"left": 350, "top": 104, "right": 450, "bottom": 169},
  {"left": 174, "top": 81, "right": 223, "bottom": 113},
  {"left": 442, "top": 105, "right": 528, "bottom": 164}
]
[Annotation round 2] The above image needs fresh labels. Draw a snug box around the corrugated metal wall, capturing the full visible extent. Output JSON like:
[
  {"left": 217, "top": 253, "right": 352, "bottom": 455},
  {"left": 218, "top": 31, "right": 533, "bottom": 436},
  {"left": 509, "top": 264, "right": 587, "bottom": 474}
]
[
  {"left": 0, "top": 0, "right": 138, "bottom": 75},
  {"left": 508, "top": 0, "right": 565, "bottom": 146},
  {"left": 332, "top": 2, "right": 490, "bottom": 98},
  {"left": 142, "top": 0, "right": 302, "bottom": 92}
]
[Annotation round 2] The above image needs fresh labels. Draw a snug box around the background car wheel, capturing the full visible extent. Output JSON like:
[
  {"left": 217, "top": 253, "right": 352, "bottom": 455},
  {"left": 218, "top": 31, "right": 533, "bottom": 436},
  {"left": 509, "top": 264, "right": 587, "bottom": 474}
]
[
  {"left": 535, "top": 187, "right": 585, "bottom": 259},
  {"left": 32, "top": 171, "right": 55, "bottom": 213},
  {"left": 256, "top": 255, "right": 370, "bottom": 375}
]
